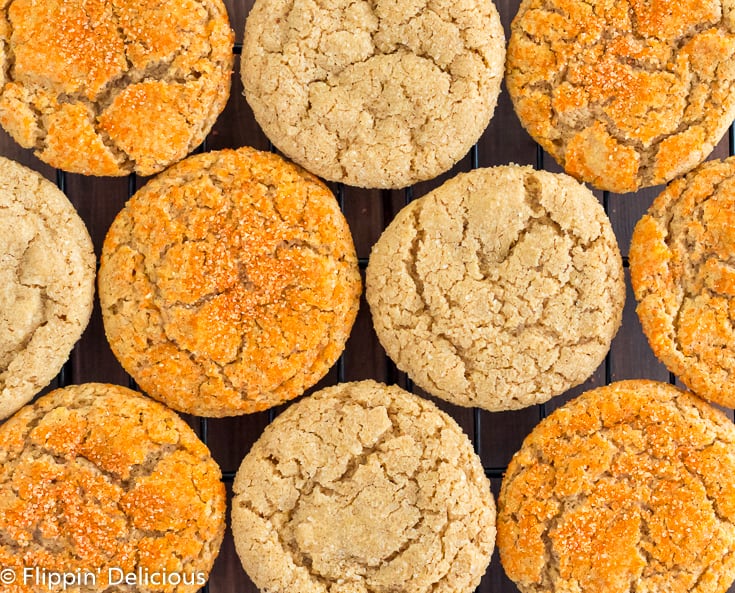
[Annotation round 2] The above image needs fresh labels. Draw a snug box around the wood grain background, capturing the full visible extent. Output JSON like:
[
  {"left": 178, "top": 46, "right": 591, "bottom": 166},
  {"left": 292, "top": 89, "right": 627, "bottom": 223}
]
[{"left": 1, "top": 0, "right": 733, "bottom": 591}]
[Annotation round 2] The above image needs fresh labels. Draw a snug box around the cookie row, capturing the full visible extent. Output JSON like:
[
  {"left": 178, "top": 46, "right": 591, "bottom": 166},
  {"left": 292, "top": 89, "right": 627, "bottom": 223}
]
[
  {"left": 5, "top": 148, "right": 735, "bottom": 419},
  {"left": 366, "top": 156, "right": 735, "bottom": 413},
  {"left": 2, "top": 378, "right": 733, "bottom": 593},
  {"left": 3, "top": 0, "right": 733, "bottom": 194}
]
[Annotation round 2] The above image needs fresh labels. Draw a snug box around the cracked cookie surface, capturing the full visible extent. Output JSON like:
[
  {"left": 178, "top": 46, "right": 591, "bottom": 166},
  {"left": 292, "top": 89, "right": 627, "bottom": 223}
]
[
  {"left": 497, "top": 380, "right": 735, "bottom": 593},
  {"left": 0, "top": 383, "right": 226, "bottom": 593},
  {"left": 366, "top": 165, "right": 624, "bottom": 411},
  {"left": 241, "top": 0, "right": 505, "bottom": 189},
  {"left": 0, "top": 157, "right": 94, "bottom": 420},
  {"left": 506, "top": 0, "right": 735, "bottom": 193},
  {"left": 231, "top": 380, "right": 496, "bottom": 593},
  {"left": 99, "top": 147, "right": 362, "bottom": 417},
  {"left": 630, "top": 157, "right": 735, "bottom": 407},
  {"left": 0, "top": 0, "right": 233, "bottom": 176}
]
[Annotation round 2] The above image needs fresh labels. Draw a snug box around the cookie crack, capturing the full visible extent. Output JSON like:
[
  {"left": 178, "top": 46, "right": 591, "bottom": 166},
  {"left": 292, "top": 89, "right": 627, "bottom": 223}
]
[
  {"left": 266, "top": 417, "right": 476, "bottom": 589},
  {"left": 403, "top": 204, "right": 482, "bottom": 397},
  {"left": 4, "top": 240, "right": 50, "bottom": 354},
  {"left": 26, "top": 440, "right": 185, "bottom": 495},
  {"left": 180, "top": 0, "right": 231, "bottom": 138},
  {"left": 0, "top": 2, "right": 13, "bottom": 85},
  {"left": 659, "top": 177, "right": 732, "bottom": 371},
  {"left": 259, "top": 430, "right": 403, "bottom": 584}
]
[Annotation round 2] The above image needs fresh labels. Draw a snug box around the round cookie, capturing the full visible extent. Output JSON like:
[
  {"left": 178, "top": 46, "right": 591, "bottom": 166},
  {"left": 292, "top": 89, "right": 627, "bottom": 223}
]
[
  {"left": 506, "top": 0, "right": 735, "bottom": 193},
  {"left": 99, "top": 147, "right": 362, "bottom": 417},
  {"left": 497, "top": 380, "right": 735, "bottom": 593},
  {"left": 231, "top": 380, "right": 496, "bottom": 593},
  {"left": 241, "top": 0, "right": 505, "bottom": 189},
  {"left": 0, "top": 157, "right": 95, "bottom": 420},
  {"left": 366, "top": 165, "right": 624, "bottom": 411},
  {"left": 630, "top": 157, "right": 735, "bottom": 408},
  {"left": 0, "top": 383, "right": 226, "bottom": 592},
  {"left": 0, "top": 0, "right": 233, "bottom": 176}
]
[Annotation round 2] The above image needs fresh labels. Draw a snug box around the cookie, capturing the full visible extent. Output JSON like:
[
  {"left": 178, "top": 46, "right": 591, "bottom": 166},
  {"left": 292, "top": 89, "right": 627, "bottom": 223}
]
[
  {"left": 497, "top": 380, "right": 735, "bottom": 593},
  {"left": 241, "top": 0, "right": 505, "bottom": 189},
  {"left": 0, "top": 0, "right": 233, "bottom": 176},
  {"left": 0, "top": 383, "right": 226, "bottom": 592},
  {"left": 366, "top": 165, "right": 624, "bottom": 411},
  {"left": 99, "top": 147, "right": 361, "bottom": 417},
  {"left": 0, "top": 157, "right": 95, "bottom": 420},
  {"left": 231, "top": 380, "right": 495, "bottom": 593},
  {"left": 506, "top": 0, "right": 735, "bottom": 193},
  {"left": 630, "top": 157, "right": 735, "bottom": 407}
]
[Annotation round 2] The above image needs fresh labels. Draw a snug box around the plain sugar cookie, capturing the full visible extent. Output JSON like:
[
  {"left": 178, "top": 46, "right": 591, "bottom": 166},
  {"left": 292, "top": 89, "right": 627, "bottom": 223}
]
[
  {"left": 631, "top": 156, "right": 735, "bottom": 407},
  {"left": 366, "top": 165, "right": 625, "bottom": 411},
  {"left": 0, "top": 0, "right": 233, "bottom": 176},
  {"left": 241, "top": 0, "right": 505, "bottom": 188},
  {"left": 0, "top": 383, "right": 225, "bottom": 592},
  {"left": 99, "top": 147, "right": 361, "bottom": 417},
  {"left": 506, "top": 0, "right": 735, "bottom": 193},
  {"left": 231, "top": 380, "right": 496, "bottom": 593},
  {"left": 498, "top": 380, "right": 735, "bottom": 593},
  {"left": 0, "top": 157, "right": 95, "bottom": 420}
]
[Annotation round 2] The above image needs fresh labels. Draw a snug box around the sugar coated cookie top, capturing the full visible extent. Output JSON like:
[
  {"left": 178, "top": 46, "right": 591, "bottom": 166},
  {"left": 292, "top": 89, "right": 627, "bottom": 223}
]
[
  {"left": 0, "top": 382, "right": 226, "bottom": 592},
  {"left": 498, "top": 379, "right": 735, "bottom": 593},
  {"left": 100, "top": 147, "right": 361, "bottom": 416},
  {"left": 0, "top": 0, "right": 233, "bottom": 176},
  {"left": 507, "top": 0, "right": 735, "bottom": 192}
]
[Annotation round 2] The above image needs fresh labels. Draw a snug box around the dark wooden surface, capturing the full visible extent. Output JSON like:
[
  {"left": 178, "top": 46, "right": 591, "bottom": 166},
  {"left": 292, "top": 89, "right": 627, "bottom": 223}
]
[{"left": 2, "top": 0, "right": 734, "bottom": 591}]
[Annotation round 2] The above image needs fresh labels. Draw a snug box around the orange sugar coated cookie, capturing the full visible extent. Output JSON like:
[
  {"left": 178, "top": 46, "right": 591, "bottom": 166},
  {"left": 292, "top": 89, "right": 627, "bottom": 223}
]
[
  {"left": 506, "top": 0, "right": 735, "bottom": 193},
  {"left": 498, "top": 380, "right": 735, "bottom": 593},
  {"left": 99, "top": 147, "right": 362, "bottom": 417},
  {"left": 0, "top": 0, "right": 233, "bottom": 176},
  {"left": 630, "top": 157, "right": 735, "bottom": 407},
  {"left": 0, "top": 383, "right": 226, "bottom": 593},
  {"left": 232, "top": 380, "right": 496, "bottom": 593}
]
